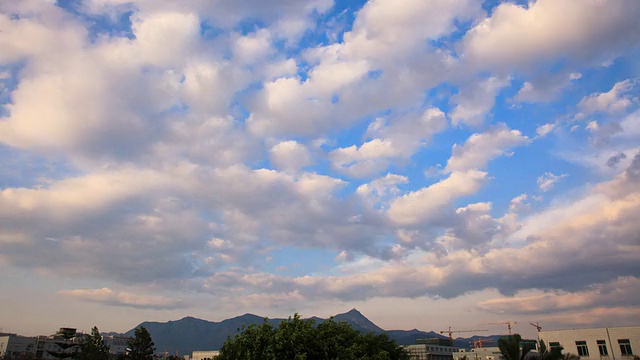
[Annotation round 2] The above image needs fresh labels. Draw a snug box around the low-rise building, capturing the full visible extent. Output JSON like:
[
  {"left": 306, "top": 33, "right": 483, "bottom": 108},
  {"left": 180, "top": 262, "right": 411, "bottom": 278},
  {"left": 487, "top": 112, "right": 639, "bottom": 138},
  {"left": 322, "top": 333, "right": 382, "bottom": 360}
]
[
  {"left": 404, "top": 338, "right": 456, "bottom": 360},
  {"left": 190, "top": 350, "right": 220, "bottom": 359},
  {"left": 454, "top": 346, "right": 505, "bottom": 360},
  {"left": 103, "top": 334, "right": 130, "bottom": 357},
  {"left": 0, "top": 334, "right": 37, "bottom": 358},
  {"left": 538, "top": 326, "right": 640, "bottom": 360}
]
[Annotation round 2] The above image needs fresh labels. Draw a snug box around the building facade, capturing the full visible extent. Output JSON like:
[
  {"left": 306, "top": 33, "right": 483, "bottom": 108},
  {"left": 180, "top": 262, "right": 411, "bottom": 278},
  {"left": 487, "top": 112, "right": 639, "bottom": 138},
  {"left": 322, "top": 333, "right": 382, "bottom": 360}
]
[
  {"left": 189, "top": 350, "right": 220, "bottom": 360},
  {"left": 453, "top": 346, "right": 505, "bottom": 360},
  {"left": 102, "top": 334, "right": 130, "bottom": 357},
  {"left": 538, "top": 326, "right": 640, "bottom": 360},
  {"left": 0, "top": 334, "right": 37, "bottom": 358},
  {"left": 404, "top": 338, "right": 456, "bottom": 360}
]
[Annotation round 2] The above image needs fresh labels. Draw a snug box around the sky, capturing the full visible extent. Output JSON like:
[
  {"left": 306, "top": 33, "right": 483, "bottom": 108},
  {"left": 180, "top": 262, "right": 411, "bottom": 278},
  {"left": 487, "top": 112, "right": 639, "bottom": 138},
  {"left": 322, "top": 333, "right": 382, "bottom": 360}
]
[{"left": 0, "top": 0, "right": 639, "bottom": 340}]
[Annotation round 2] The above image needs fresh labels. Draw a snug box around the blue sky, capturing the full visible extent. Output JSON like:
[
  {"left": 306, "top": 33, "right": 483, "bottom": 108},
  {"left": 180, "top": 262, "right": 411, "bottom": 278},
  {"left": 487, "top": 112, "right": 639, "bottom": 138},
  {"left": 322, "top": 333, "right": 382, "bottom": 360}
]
[{"left": 0, "top": 0, "right": 639, "bottom": 338}]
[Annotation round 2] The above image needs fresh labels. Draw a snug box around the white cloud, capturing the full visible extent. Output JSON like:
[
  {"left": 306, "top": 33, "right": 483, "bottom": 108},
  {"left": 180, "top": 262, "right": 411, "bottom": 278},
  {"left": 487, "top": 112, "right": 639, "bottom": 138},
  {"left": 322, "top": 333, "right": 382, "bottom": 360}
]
[
  {"left": 577, "top": 79, "right": 637, "bottom": 116},
  {"left": 356, "top": 173, "right": 408, "bottom": 207},
  {"left": 536, "top": 123, "right": 557, "bottom": 137},
  {"left": 232, "top": 29, "right": 274, "bottom": 64},
  {"left": 445, "top": 124, "right": 531, "bottom": 173},
  {"left": 460, "top": 0, "right": 640, "bottom": 69},
  {"left": 515, "top": 72, "right": 582, "bottom": 103},
  {"left": 537, "top": 172, "right": 568, "bottom": 192},
  {"left": 269, "top": 141, "right": 313, "bottom": 173},
  {"left": 330, "top": 108, "right": 448, "bottom": 178},
  {"left": 340, "top": 0, "right": 483, "bottom": 63},
  {"left": 509, "top": 193, "right": 529, "bottom": 212},
  {"left": 387, "top": 170, "right": 488, "bottom": 226},
  {"left": 450, "top": 76, "right": 510, "bottom": 127},
  {"left": 2, "top": 0, "right": 640, "bottom": 336}
]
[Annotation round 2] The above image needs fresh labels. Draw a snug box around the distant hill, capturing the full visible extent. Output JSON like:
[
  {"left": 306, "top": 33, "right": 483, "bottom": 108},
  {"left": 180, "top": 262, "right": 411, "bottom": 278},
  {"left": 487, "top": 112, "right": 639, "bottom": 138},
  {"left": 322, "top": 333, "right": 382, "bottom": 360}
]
[{"left": 118, "top": 309, "right": 504, "bottom": 356}]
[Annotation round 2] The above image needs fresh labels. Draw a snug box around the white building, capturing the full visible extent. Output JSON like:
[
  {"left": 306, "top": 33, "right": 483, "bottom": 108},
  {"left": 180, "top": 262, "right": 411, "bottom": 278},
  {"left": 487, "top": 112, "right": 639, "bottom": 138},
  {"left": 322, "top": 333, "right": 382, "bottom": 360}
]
[
  {"left": 404, "top": 338, "right": 456, "bottom": 360},
  {"left": 102, "top": 334, "right": 130, "bottom": 357},
  {"left": 538, "top": 326, "right": 639, "bottom": 360},
  {"left": 190, "top": 350, "right": 220, "bottom": 359},
  {"left": 454, "top": 346, "right": 505, "bottom": 360},
  {"left": 0, "top": 334, "right": 36, "bottom": 358}
]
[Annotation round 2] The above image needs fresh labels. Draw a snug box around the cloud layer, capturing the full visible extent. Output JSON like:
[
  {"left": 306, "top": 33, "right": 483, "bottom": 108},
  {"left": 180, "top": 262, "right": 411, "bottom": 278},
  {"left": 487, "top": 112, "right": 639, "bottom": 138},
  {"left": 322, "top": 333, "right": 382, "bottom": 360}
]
[{"left": 1, "top": 0, "right": 639, "bottom": 335}]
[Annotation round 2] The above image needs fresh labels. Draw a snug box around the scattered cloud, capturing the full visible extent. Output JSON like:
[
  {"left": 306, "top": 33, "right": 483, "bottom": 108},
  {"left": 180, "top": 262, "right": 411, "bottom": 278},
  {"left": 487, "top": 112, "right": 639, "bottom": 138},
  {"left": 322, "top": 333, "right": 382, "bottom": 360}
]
[
  {"left": 537, "top": 172, "right": 568, "bottom": 192},
  {"left": 1, "top": 0, "right": 639, "bottom": 336},
  {"left": 578, "top": 79, "right": 637, "bottom": 117},
  {"left": 445, "top": 124, "right": 531, "bottom": 173}
]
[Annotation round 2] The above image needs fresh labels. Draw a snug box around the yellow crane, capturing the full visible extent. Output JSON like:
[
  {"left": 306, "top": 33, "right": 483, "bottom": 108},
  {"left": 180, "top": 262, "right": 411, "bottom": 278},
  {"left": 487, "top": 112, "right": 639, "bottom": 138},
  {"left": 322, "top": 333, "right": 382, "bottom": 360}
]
[
  {"left": 530, "top": 322, "right": 542, "bottom": 332},
  {"left": 439, "top": 327, "right": 489, "bottom": 345},
  {"left": 489, "top": 321, "right": 518, "bottom": 335}
]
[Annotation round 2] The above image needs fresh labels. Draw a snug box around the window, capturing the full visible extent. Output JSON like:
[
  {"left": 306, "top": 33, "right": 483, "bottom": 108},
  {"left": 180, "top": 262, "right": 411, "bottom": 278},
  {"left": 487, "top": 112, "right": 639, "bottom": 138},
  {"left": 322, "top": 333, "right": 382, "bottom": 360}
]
[
  {"left": 576, "top": 341, "right": 589, "bottom": 357},
  {"left": 598, "top": 340, "right": 608, "bottom": 356},
  {"left": 550, "top": 342, "right": 561, "bottom": 349},
  {"left": 619, "top": 339, "right": 633, "bottom": 356}
]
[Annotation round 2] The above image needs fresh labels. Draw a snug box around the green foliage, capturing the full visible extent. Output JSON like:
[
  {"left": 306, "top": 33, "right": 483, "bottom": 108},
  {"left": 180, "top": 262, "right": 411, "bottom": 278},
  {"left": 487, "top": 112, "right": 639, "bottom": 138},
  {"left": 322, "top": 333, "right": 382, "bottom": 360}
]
[
  {"left": 562, "top": 354, "right": 580, "bottom": 360},
  {"left": 126, "top": 327, "right": 156, "bottom": 360},
  {"left": 79, "top": 326, "right": 109, "bottom": 360},
  {"left": 498, "top": 334, "right": 534, "bottom": 360},
  {"left": 217, "top": 313, "right": 409, "bottom": 360},
  {"left": 537, "top": 340, "right": 564, "bottom": 360}
]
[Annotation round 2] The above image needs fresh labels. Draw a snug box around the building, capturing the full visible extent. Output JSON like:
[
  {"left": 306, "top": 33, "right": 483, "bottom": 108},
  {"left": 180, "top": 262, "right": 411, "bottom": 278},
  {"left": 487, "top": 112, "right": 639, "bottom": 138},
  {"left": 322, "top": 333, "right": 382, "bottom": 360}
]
[
  {"left": 189, "top": 350, "right": 220, "bottom": 359},
  {"left": 37, "top": 328, "right": 86, "bottom": 360},
  {"left": 404, "top": 338, "right": 456, "bottom": 360},
  {"left": 454, "top": 346, "right": 505, "bottom": 360},
  {"left": 538, "top": 326, "right": 640, "bottom": 360},
  {"left": 0, "top": 334, "right": 37, "bottom": 358},
  {"left": 102, "top": 334, "right": 130, "bottom": 357}
]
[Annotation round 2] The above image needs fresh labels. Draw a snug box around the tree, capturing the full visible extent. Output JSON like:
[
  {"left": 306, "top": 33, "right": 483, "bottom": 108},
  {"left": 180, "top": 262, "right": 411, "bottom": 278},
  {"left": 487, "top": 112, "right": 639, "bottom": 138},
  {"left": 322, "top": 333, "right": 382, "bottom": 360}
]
[
  {"left": 498, "top": 334, "right": 535, "bottom": 360},
  {"left": 562, "top": 354, "right": 580, "bottom": 360},
  {"left": 537, "top": 340, "right": 563, "bottom": 360},
  {"left": 79, "top": 326, "right": 109, "bottom": 360},
  {"left": 126, "top": 327, "right": 155, "bottom": 360},
  {"left": 217, "top": 313, "right": 409, "bottom": 360}
]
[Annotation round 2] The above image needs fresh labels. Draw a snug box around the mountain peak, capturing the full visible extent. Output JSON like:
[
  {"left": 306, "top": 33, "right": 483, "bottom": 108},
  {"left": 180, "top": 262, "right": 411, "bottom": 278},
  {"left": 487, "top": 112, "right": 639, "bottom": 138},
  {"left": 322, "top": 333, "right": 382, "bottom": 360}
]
[{"left": 333, "top": 309, "right": 384, "bottom": 334}]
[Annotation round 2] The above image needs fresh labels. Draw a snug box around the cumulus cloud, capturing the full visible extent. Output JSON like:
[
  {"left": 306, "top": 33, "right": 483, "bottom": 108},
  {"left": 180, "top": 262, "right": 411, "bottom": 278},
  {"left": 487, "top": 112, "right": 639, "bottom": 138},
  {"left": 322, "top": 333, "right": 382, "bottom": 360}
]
[
  {"left": 387, "top": 170, "right": 488, "bottom": 226},
  {"left": 269, "top": 141, "right": 313, "bottom": 173},
  {"left": 1, "top": 0, "right": 640, "bottom": 335},
  {"left": 578, "top": 79, "right": 637, "bottom": 117},
  {"left": 445, "top": 124, "right": 531, "bottom": 173},
  {"left": 330, "top": 108, "right": 447, "bottom": 177},
  {"left": 450, "top": 76, "right": 510, "bottom": 127},
  {"left": 459, "top": 0, "right": 640, "bottom": 69}
]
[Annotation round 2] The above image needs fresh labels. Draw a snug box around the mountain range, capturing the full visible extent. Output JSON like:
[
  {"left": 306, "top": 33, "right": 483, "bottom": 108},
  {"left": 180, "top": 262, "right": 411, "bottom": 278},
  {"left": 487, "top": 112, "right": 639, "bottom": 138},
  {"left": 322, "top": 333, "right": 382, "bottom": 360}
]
[{"left": 116, "top": 309, "right": 503, "bottom": 356}]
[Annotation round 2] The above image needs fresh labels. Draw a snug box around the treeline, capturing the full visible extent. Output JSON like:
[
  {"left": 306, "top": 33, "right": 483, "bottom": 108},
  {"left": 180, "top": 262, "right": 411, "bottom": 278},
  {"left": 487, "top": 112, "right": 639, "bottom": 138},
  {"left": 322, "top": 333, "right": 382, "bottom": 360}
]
[{"left": 217, "top": 313, "right": 409, "bottom": 360}]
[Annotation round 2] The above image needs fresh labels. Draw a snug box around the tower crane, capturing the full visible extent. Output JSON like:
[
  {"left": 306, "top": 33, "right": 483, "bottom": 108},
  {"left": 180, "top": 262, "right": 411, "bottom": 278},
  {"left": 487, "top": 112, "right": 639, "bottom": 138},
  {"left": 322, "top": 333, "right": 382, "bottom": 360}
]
[
  {"left": 529, "top": 322, "right": 542, "bottom": 332},
  {"left": 489, "top": 321, "right": 518, "bottom": 335},
  {"left": 439, "top": 327, "right": 489, "bottom": 345}
]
